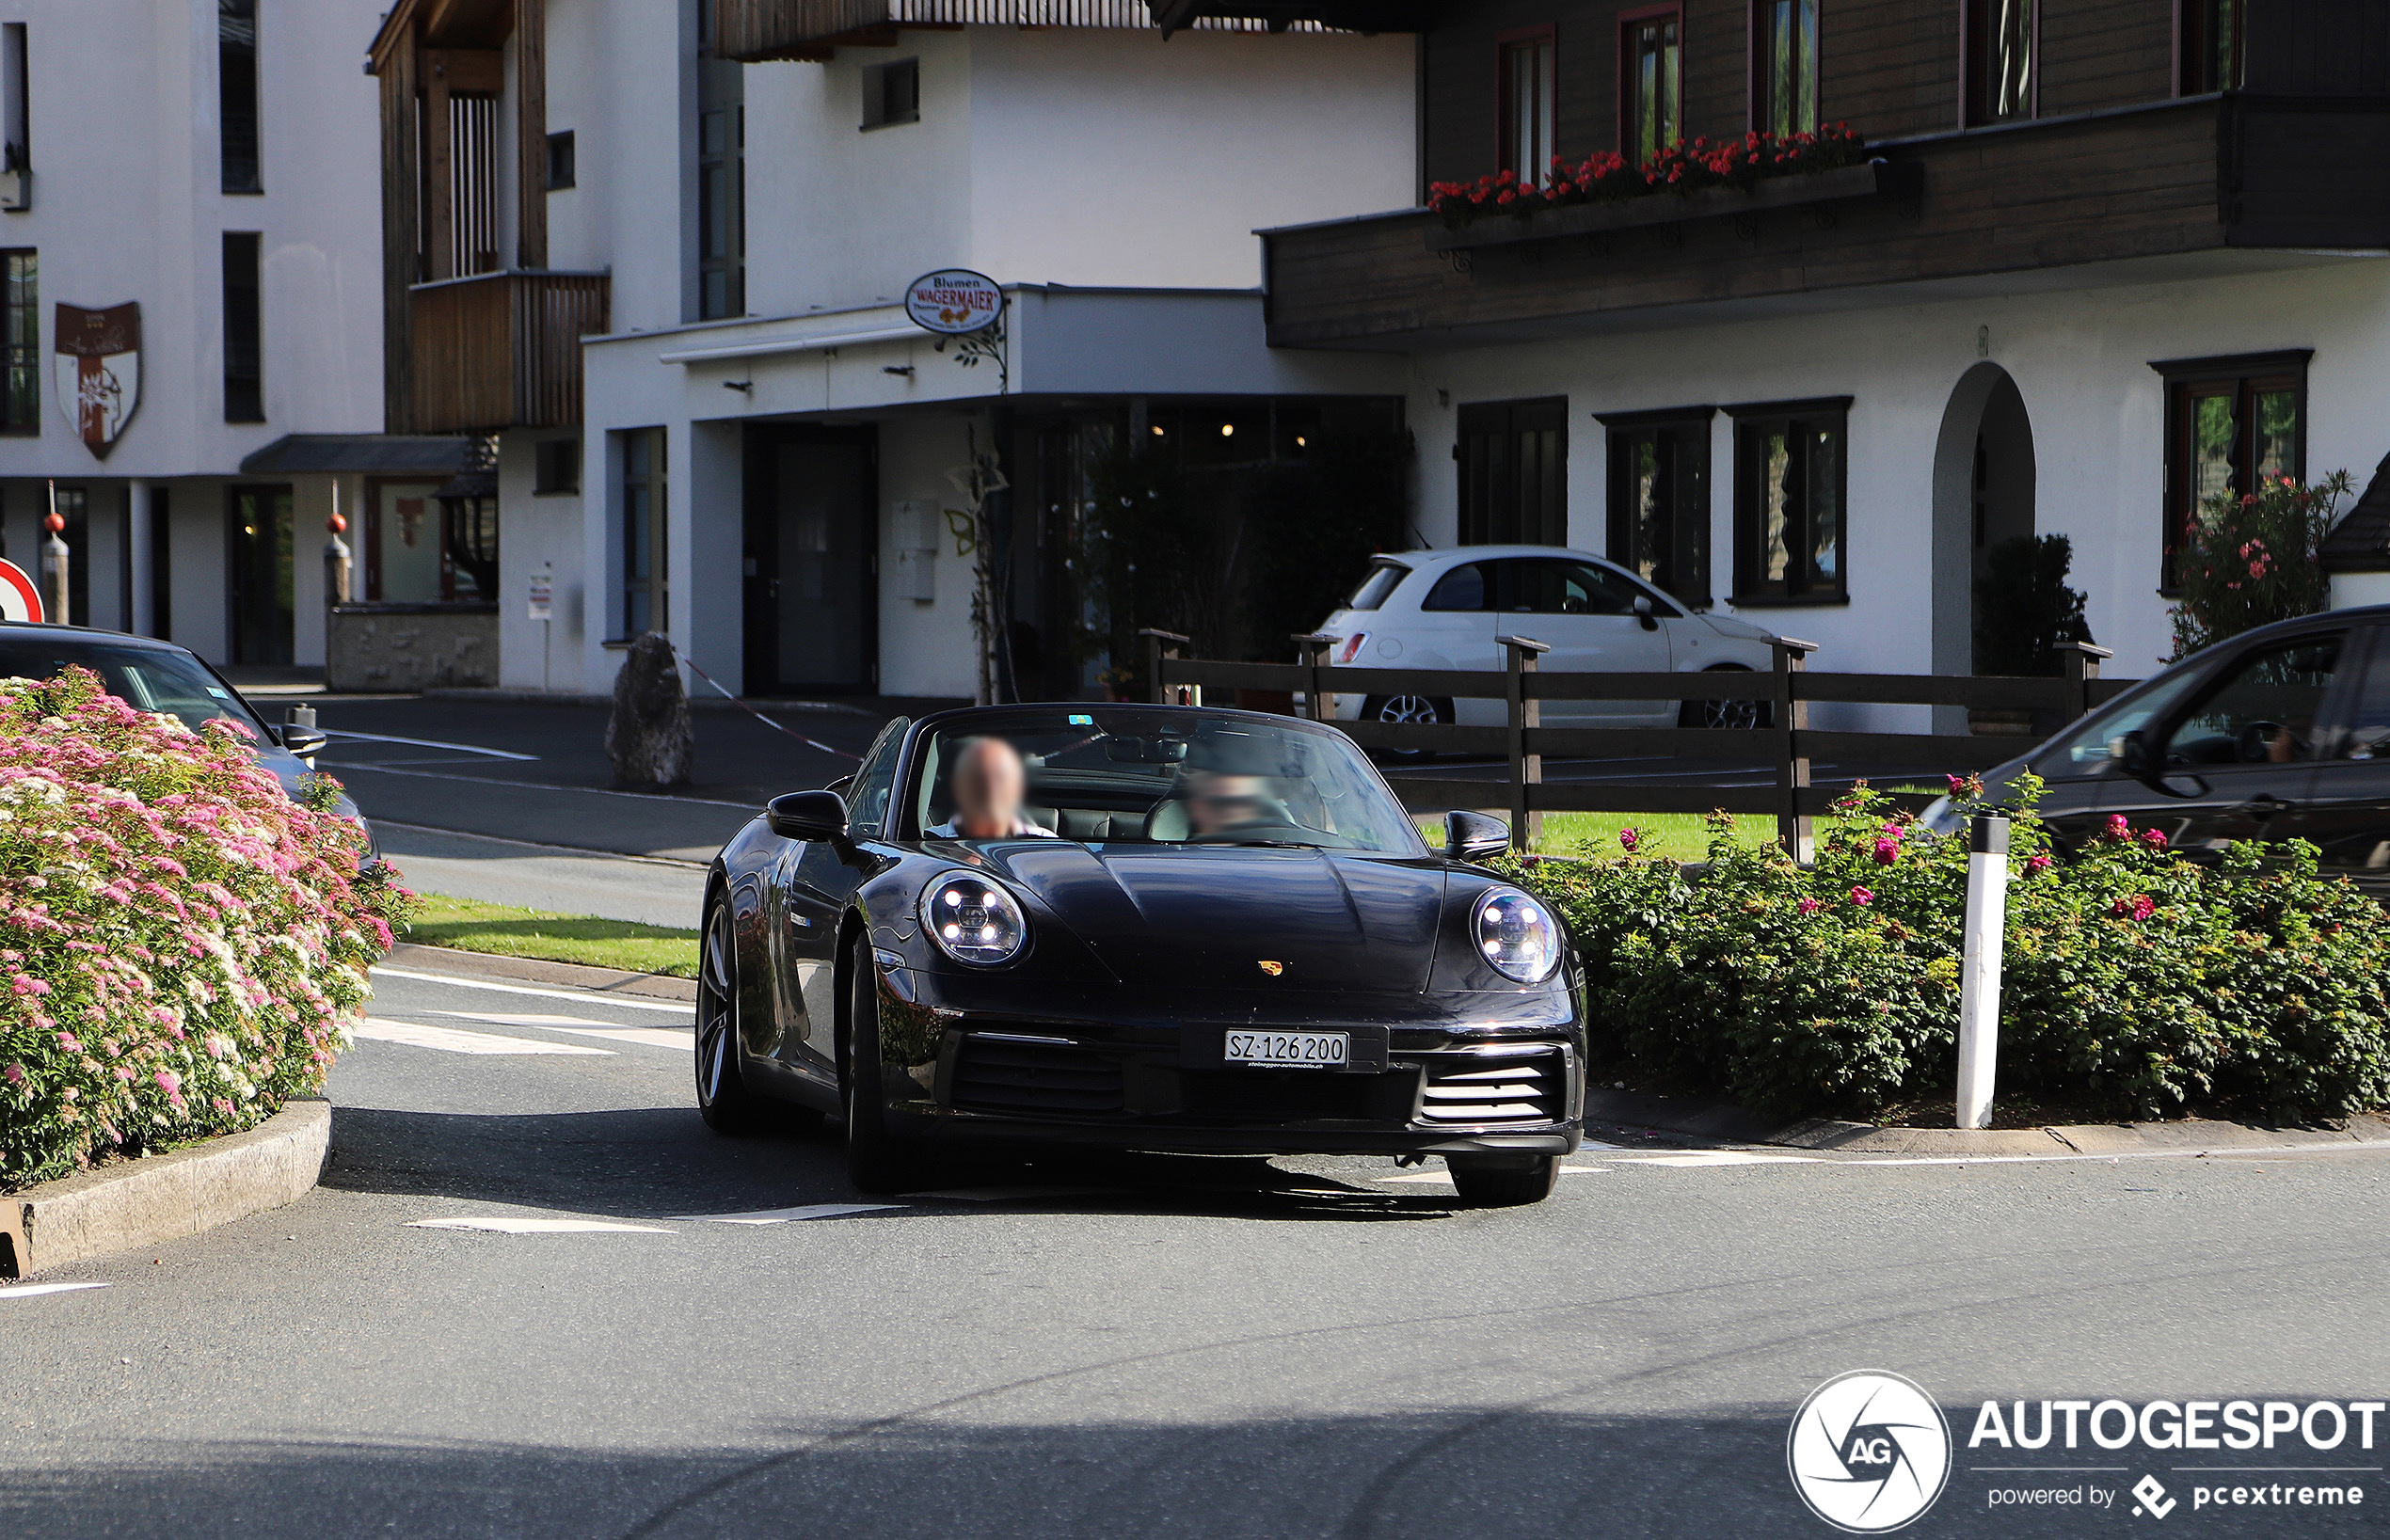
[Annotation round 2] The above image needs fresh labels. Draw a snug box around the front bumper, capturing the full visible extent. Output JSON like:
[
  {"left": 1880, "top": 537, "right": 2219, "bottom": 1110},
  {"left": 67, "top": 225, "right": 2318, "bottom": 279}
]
[{"left": 874, "top": 969, "right": 1585, "bottom": 1158}]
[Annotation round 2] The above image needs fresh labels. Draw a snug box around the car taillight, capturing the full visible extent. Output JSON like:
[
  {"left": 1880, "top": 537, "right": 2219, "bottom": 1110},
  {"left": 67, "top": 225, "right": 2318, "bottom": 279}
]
[{"left": 1337, "top": 632, "right": 1369, "bottom": 664}]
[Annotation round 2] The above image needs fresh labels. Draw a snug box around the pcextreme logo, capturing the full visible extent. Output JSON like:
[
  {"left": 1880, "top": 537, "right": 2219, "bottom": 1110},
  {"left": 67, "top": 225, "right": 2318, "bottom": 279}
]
[{"left": 1788, "top": 1371, "right": 1955, "bottom": 1532}]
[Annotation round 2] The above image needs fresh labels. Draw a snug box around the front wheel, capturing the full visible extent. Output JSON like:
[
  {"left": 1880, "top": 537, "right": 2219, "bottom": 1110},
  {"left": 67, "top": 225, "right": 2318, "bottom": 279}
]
[
  {"left": 1445, "top": 1153, "right": 1559, "bottom": 1208},
  {"left": 694, "top": 898, "right": 771, "bottom": 1135},
  {"left": 842, "top": 939, "right": 918, "bottom": 1194}
]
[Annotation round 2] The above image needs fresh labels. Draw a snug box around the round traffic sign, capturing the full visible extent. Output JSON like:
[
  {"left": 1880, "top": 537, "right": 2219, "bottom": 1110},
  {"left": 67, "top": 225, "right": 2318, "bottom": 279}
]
[{"left": 0, "top": 557, "right": 41, "bottom": 623}]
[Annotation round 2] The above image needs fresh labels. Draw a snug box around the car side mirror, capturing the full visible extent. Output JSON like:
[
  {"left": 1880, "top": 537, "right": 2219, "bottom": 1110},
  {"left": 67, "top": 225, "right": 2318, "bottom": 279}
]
[
  {"left": 2115, "top": 729, "right": 2153, "bottom": 778},
  {"left": 768, "top": 789, "right": 850, "bottom": 843},
  {"left": 1632, "top": 595, "right": 1658, "bottom": 632},
  {"left": 1445, "top": 809, "right": 1510, "bottom": 864}
]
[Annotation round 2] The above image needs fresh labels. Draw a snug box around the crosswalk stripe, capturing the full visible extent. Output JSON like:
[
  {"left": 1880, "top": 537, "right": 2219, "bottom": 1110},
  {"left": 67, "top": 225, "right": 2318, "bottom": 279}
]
[
  {"left": 0, "top": 1281, "right": 112, "bottom": 1298},
  {"left": 372, "top": 965, "right": 693, "bottom": 1014},
  {"left": 434, "top": 1011, "right": 693, "bottom": 1051},
  {"left": 672, "top": 1203, "right": 902, "bottom": 1223},
  {"left": 356, "top": 1019, "right": 613, "bottom": 1056}
]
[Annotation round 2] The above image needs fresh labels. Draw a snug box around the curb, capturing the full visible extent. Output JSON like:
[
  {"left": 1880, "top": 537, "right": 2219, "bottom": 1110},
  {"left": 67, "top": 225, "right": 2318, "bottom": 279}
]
[
  {"left": 1580, "top": 1087, "right": 2390, "bottom": 1158},
  {"left": 0, "top": 1098, "right": 329, "bottom": 1280},
  {"left": 380, "top": 941, "right": 698, "bottom": 1005}
]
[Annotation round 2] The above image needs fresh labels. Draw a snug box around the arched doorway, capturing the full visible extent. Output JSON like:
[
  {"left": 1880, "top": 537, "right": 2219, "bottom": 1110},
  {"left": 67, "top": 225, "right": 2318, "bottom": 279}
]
[{"left": 1930, "top": 363, "right": 2036, "bottom": 722}]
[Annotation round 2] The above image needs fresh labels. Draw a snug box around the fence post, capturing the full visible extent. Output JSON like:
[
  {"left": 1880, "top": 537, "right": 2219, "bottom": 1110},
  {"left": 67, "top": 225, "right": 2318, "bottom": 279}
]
[
  {"left": 1138, "top": 627, "right": 1189, "bottom": 706},
  {"left": 1954, "top": 813, "right": 2012, "bottom": 1130},
  {"left": 1291, "top": 631, "right": 1336, "bottom": 721},
  {"left": 1500, "top": 634, "right": 1550, "bottom": 852},
  {"left": 1772, "top": 637, "right": 1820, "bottom": 863},
  {"left": 2056, "top": 640, "right": 2114, "bottom": 723}
]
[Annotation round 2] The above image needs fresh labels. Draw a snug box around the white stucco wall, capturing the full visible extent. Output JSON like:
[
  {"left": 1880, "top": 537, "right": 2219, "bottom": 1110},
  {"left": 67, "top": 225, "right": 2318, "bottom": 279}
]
[{"left": 1404, "top": 257, "right": 2390, "bottom": 711}]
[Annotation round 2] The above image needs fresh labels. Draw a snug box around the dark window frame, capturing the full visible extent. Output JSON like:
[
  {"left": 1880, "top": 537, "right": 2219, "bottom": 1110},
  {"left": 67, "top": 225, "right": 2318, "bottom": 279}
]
[
  {"left": 1749, "top": 0, "right": 1820, "bottom": 137},
  {"left": 2178, "top": 0, "right": 2244, "bottom": 93},
  {"left": 221, "top": 230, "right": 263, "bottom": 424},
  {"left": 1495, "top": 24, "right": 1559, "bottom": 184},
  {"left": 2151, "top": 349, "right": 2310, "bottom": 596},
  {"left": 1963, "top": 0, "right": 2038, "bottom": 126},
  {"left": 546, "top": 129, "right": 575, "bottom": 190},
  {"left": 0, "top": 247, "right": 34, "bottom": 436},
  {"left": 1729, "top": 395, "right": 1851, "bottom": 606},
  {"left": 1600, "top": 405, "right": 1714, "bottom": 609},
  {"left": 534, "top": 436, "right": 582, "bottom": 496},
  {"left": 1618, "top": 4, "right": 1683, "bottom": 161},
  {"left": 861, "top": 57, "right": 920, "bottom": 131},
  {"left": 1457, "top": 396, "right": 1569, "bottom": 547},
  {"left": 619, "top": 427, "right": 668, "bottom": 639},
  {"left": 218, "top": 0, "right": 261, "bottom": 195}
]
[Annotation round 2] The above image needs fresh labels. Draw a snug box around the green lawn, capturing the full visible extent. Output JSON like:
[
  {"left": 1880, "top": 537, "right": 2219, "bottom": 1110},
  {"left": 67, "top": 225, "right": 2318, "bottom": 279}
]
[
  {"left": 403, "top": 894, "right": 702, "bottom": 978},
  {"left": 1420, "top": 810, "right": 1777, "bottom": 862}
]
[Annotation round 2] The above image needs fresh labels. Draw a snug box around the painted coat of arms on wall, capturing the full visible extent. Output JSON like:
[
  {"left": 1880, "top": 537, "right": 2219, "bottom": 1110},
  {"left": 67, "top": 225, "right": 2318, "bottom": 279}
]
[{"left": 54, "top": 302, "right": 140, "bottom": 458}]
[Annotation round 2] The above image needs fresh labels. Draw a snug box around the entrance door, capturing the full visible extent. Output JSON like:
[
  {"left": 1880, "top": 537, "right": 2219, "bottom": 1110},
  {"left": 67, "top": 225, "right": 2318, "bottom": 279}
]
[
  {"left": 227, "top": 484, "right": 294, "bottom": 666},
  {"left": 743, "top": 426, "right": 877, "bottom": 695}
]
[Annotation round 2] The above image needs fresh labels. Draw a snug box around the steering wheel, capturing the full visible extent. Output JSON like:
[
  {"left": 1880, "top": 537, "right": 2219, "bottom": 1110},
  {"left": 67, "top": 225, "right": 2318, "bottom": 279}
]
[{"left": 2236, "top": 721, "right": 2289, "bottom": 764}]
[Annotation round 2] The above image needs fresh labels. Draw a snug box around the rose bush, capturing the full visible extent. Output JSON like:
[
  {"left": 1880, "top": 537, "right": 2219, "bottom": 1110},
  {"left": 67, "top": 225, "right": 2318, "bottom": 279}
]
[
  {"left": 1502, "top": 779, "right": 2390, "bottom": 1123},
  {"left": 2169, "top": 469, "right": 2352, "bottom": 660},
  {"left": 0, "top": 667, "right": 409, "bottom": 1188},
  {"left": 1429, "top": 124, "right": 1868, "bottom": 227}
]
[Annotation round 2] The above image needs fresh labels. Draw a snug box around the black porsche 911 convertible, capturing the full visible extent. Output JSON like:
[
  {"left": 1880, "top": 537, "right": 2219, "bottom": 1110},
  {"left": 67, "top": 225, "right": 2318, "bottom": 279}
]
[{"left": 695, "top": 704, "right": 1586, "bottom": 1208}]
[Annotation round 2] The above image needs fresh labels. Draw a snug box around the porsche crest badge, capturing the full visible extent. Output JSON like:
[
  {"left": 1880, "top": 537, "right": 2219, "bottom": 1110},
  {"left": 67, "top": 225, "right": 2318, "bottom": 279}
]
[{"left": 1257, "top": 961, "right": 1284, "bottom": 976}]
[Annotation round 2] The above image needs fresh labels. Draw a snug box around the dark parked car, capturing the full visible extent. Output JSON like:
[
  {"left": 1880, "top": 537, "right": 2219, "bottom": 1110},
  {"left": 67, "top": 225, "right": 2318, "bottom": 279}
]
[
  {"left": 1925, "top": 606, "right": 2390, "bottom": 894},
  {"left": 698, "top": 703, "right": 1585, "bottom": 1207},
  {"left": 0, "top": 622, "right": 361, "bottom": 830}
]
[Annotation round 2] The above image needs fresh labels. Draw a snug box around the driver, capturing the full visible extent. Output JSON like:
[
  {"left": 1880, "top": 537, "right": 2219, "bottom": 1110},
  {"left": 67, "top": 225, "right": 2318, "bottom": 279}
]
[
  {"left": 1186, "top": 772, "right": 1274, "bottom": 837},
  {"left": 930, "top": 737, "right": 1056, "bottom": 839}
]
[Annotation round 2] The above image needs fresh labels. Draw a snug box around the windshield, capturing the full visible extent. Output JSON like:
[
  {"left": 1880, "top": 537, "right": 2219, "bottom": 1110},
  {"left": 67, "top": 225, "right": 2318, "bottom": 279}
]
[
  {"left": 908, "top": 707, "right": 1424, "bottom": 853},
  {"left": 0, "top": 636, "right": 264, "bottom": 738}
]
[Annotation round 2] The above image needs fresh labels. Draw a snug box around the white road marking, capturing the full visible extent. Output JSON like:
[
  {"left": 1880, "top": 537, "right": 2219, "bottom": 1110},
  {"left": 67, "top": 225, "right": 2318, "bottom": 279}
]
[
  {"left": 407, "top": 1217, "right": 674, "bottom": 1234},
  {"left": 355, "top": 1019, "right": 613, "bottom": 1056},
  {"left": 673, "top": 1203, "right": 902, "bottom": 1224},
  {"left": 902, "top": 1186, "right": 1116, "bottom": 1202},
  {"left": 434, "top": 1010, "right": 694, "bottom": 1051},
  {"left": 322, "top": 729, "right": 539, "bottom": 761},
  {"left": 0, "top": 1281, "right": 112, "bottom": 1298},
  {"left": 1377, "top": 1165, "right": 1608, "bottom": 1184},
  {"left": 1608, "top": 1151, "right": 1819, "bottom": 1167},
  {"left": 1844, "top": 1138, "right": 2390, "bottom": 1168},
  {"left": 372, "top": 965, "right": 693, "bottom": 1014}
]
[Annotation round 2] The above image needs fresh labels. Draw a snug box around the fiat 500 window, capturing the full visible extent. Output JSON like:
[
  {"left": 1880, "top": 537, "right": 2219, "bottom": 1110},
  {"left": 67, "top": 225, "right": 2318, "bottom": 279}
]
[{"left": 907, "top": 709, "right": 1425, "bottom": 853}]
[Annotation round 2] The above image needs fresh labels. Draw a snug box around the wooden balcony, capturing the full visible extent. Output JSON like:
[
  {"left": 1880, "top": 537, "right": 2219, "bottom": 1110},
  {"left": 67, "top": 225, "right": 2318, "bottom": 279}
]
[
  {"left": 406, "top": 270, "right": 609, "bottom": 434},
  {"left": 1262, "top": 95, "right": 2390, "bottom": 349}
]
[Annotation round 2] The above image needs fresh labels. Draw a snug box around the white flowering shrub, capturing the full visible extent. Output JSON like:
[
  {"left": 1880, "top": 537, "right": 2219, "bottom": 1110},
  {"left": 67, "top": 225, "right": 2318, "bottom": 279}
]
[{"left": 0, "top": 667, "right": 409, "bottom": 1188}]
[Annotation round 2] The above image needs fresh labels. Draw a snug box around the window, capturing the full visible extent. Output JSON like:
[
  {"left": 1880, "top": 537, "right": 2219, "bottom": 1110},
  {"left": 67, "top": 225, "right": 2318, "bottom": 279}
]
[
  {"left": 2154, "top": 351, "right": 2308, "bottom": 594},
  {"left": 1621, "top": 8, "right": 1682, "bottom": 161},
  {"left": 621, "top": 428, "right": 668, "bottom": 637},
  {"left": 219, "top": 0, "right": 260, "bottom": 194},
  {"left": 1501, "top": 558, "right": 1665, "bottom": 615},
  {"left": 2159, "top": 633, "right": 2343, "bottom": 768},
  {"left": 1423, "top": 562, "right": 1490, "bottom": 611},
  {"left": 1345, "top": 561, "right": 1410, "bottom": 611},
  {"left": 2181, "top": 0, "right": 2243, "bottom": 92},
  {"left": 222, "top": 231, "right": 263, "bottom": 423},
  {"left": 0, "top": 248, "right": 33, "bottom": 435},
  {"left": 847, "top": 718, "right": 909, "bottom": 836},
  {"left": 697, "top": 16, "right": 745, "bottom": 319},
  {"left": 1458, "top": 397, "right": 1567, "bottom": 546},
  {"left": 535, "top": 437, "right": 581, "bottom": 495},
  {"left": 1601, "top": 406, "right": 1713, "bottom": 606},
  {"left": 862, "top": 58, "right": 919, "bottom": 130},
  {"left": 1498, "top": 27, "right": 1557, "bottom": 184},
  {"left": 2, "top": 23, "right": 28, "bottom": 180},
  {"left": 1753, "top": 0, "right": 1819, "bottom": 136},
  {"left": 546, "top": 130, "right": 575, "bottom": 190},
  {"left": 1730, "top": 397, "right": 1849, "bottom": 603},
  {"left": 1967, "top": 0, "right": 2034, "bottom": 123}
]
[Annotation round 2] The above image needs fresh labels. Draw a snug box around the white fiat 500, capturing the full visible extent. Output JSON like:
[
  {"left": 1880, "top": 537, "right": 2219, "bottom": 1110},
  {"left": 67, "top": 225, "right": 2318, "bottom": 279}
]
[{"left": 1315, "top": 546, "right": 1781, "bottom": 730}]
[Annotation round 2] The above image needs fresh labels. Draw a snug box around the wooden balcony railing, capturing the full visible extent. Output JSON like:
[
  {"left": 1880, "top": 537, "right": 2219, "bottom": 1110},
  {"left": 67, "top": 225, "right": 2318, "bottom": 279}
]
[{"left": 406, "top": 269, "right": 609, "bottom": 434}]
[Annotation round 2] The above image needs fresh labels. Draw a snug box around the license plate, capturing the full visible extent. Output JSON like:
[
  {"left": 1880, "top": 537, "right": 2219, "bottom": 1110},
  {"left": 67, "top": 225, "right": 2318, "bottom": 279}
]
[{"left": 1223, "top": 1030, "right": 1350, "bottom": 1070}]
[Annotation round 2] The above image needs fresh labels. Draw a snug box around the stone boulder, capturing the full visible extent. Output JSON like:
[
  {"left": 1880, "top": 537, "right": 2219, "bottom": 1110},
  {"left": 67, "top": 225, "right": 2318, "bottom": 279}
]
[{"left": 606, "top": 633, "right": 693, "bottom": 790}]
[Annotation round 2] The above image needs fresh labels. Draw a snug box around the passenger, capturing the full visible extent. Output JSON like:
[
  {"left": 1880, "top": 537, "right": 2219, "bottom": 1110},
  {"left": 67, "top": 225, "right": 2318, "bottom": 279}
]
[
  {"left": 930, "top": 737, "right": 1056, "bottom": 839},
  {"left": 1185, "top": 772, "right": 1273, "bottom": 837}
]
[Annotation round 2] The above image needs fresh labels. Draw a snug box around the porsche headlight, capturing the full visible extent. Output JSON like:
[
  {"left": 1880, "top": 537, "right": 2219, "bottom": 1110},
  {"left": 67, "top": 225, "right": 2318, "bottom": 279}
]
[
  {"left": 1475, "top": 887, "right": 1559, "bottom": 984},
  {"left": 920, "top": 871, "right": 1028, "bottom": 966}
]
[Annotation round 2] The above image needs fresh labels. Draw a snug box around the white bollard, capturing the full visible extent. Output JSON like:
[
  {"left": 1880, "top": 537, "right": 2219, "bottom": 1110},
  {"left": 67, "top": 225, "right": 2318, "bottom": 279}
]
[{"left": 1954, "top": 814, "right": 2011, "bottom": 1130}]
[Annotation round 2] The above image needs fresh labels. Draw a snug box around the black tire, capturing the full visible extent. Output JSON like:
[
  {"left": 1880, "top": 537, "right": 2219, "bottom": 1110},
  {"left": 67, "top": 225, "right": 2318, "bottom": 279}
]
[
  {"left": 1360, "top": 693, "right": 1458, "bottom": 761},
  {"left": 1679, "top": 668, "right": 1770, "bottom": 731},
  {"left": 842, "top": 938, "right": 917, "bottom": 1194},
  {"left": 694, "top": 897, "right": 772, "bottom": 1135},
  {"left": 1445, "top": 1153, "right": 1560, "bottom": 1208}
]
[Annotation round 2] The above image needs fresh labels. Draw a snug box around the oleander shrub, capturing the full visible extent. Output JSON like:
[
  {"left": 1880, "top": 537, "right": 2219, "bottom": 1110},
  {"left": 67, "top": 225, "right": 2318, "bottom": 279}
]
[
  {"left": 0, "top": 667, "right": 410, "bottom": 1188},
  {"left": 1504, "top": 780, "right": 2390, "bottom": 1124}
]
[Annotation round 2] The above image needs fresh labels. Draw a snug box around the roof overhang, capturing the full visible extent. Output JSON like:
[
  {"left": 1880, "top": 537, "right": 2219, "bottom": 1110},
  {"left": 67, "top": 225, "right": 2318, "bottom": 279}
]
[{"left": 238, "top": 434, "right": 479, "bottom": 478}]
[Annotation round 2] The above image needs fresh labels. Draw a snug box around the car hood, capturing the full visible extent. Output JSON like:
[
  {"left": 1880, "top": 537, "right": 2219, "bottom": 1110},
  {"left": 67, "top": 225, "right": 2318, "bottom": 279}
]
[
  {"left": 974, "top": 842, "right": 1447, "bottom": 992},
  {"left": 1695, "top": 611, "right": 1776, "bottom": 643}
]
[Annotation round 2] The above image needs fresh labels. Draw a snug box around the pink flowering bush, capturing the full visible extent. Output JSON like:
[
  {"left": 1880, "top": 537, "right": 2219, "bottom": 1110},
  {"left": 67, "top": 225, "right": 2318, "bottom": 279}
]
[
  {"left": 1497, "top": 777, "right": 2390, "bottom": 1121},
  {"left": 0, "top": 667, "right": 411, "bottom": 1188},
  {"left": 2169, "top": 469, "right": 2352, "bottom": 660},
  {"left": 1427, "top": 125, "right": 1869, "bottom": 228}
]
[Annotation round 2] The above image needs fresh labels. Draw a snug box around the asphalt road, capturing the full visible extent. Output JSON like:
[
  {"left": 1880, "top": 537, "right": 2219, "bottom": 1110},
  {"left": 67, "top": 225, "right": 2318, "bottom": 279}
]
[{"left": 7, "top": 954, "right": 2390, "bottom": 1539}]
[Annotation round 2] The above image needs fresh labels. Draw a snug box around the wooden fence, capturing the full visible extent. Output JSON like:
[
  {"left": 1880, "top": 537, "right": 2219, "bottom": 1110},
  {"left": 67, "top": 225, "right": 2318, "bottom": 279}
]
[{"left": 1141, "top": 629, "right": 2135, "bottom": 858}]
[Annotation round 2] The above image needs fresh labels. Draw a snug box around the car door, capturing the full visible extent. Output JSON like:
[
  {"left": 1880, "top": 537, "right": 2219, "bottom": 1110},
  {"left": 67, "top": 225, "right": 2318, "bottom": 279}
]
[
  {"left": 2098, "top": 628, "right": 2348, "bottom": 859},
  {"left": 1410, "top": 560, "right": 1503, "bottom": 725},
  {"left": 1492, "top": 558, "right": 1675, "bottom": 724},
  {"left": 2269, "top": 624, "right": 2390, "bottom": 894},
  {"left": 772, "top": 718, "right": 907, "bottom": 1081}
]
